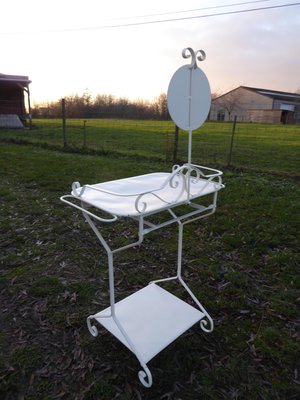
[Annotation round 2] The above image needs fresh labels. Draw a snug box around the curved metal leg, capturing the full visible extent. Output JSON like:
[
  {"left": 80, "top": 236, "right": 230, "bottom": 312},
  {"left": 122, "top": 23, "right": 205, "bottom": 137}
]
[
  {"left": 87, "top": 316, "right": 99, "bottom": 337},
  {"left": 174, "top": 219, "right": 214, "bottom": 333},
  {"left": 138, "top": 364, "right": 153, "bottom": 388},
  {"left": 87, "top": 314, "right": 153, "bottom": 387},
  {"left": 200, "top": 314, "right": 214, "bottom": 333}
]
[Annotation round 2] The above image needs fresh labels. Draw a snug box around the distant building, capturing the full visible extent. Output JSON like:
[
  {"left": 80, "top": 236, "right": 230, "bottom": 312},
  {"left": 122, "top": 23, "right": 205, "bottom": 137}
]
[
  {"left": 0, "top": 73, "right": 31, "bottom": 128},
  {"left": 210, "top": 86, "right": 300, "bottom": 124}
]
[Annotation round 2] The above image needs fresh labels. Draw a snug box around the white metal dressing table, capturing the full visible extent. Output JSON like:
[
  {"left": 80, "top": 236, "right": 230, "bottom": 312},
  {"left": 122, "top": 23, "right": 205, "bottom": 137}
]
[{"left": 60, "top": 48, "right": 224, "bottom": 387}]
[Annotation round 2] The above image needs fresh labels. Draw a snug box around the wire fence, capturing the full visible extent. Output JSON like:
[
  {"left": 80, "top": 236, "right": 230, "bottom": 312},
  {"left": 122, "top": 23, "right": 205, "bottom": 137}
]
[{"left": 0, "top": 118, "right": 299, "bottom": 175}]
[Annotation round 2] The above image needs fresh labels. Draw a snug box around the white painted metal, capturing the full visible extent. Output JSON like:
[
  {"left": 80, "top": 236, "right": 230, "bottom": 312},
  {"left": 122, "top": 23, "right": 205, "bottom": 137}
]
[
  {"left": 167, "top": 47, "right": 211, "bottom": 165},
  {"left": 60, "top": 48, "right": 224, "bottom": 388},
  {"left": 91, "top": 283, "right": 205, "bottom": 363},
  {"left": 61, "top": 164, "right": 223, "bottom": 218},
  {"left": 167, "top": 65, "right": 211, "bottom": 131}
]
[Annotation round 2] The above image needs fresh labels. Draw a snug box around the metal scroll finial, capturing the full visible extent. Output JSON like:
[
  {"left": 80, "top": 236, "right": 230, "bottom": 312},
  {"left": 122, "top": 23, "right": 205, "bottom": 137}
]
[{"left": 182, "top": 47, "right": 206, "bottom": 69}]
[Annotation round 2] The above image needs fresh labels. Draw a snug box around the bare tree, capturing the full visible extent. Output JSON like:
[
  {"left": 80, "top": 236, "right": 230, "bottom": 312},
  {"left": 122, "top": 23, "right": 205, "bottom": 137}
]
[
  {"left": 211, "top": 91, "right": 222, "bottom": 100},
  {"left": 216, "top": 89, "right": 241, "bottom": 120},
  {"left": 32, "top": 91, "right": 171, "bottom": 120},
  {"left": 155, "top": 93, "right": 169, "bottom": 120}
]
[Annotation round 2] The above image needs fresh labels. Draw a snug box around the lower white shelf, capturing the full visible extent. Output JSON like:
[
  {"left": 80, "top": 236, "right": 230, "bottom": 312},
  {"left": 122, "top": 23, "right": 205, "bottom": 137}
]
[{"left": 93, "top": 283, "right": 205, "bottom": 363}]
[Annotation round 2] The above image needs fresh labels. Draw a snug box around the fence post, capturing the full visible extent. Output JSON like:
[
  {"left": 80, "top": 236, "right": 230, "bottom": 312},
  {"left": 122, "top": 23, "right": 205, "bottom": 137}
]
[
  {"left": 173, "top": 125, "right": 179, "bottom": 163},
  {"left": 83, "top": 120, "right": 87, "bottom": 148},
  {"left": 227, "top": 116, "right": 237, "bottom": 166},
  {"left": 62, "top": 98, "right": 67, "bottom": 147}
]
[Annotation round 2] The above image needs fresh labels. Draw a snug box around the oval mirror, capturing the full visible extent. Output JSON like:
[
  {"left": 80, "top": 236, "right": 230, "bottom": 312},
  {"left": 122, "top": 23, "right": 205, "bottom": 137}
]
[{"left": 167, "top": 65, "right": 211, "bottom": 131}]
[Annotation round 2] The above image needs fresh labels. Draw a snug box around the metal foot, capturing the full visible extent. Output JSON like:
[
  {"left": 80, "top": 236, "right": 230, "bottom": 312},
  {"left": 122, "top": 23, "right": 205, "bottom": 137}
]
[
  {"left": 87, "top": 316, "right": 99, "bottom": 337},
  {"left": 138, "top": 365, "right": 153, "bottom": 388},
  {"left": 200, "top": 315, "right": 214, "bottom": 333}
]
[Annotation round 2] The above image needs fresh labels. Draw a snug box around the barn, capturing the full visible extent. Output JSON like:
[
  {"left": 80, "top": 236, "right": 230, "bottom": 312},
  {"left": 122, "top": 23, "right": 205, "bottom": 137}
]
[
  {"left": 210, "top": 86, "right": 300, "bottom": 124},
  {"left": 0, "top": 73, "right": 31, "bottom": 128}
]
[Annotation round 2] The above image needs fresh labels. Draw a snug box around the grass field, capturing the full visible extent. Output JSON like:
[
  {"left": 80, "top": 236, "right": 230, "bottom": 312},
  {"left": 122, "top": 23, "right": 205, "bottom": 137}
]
[
  {"left": 0, "top": 124, "right": 299, "bottom": 399},
  {"left": 0, "top": 118, "right": 299, "bottom": 174}
]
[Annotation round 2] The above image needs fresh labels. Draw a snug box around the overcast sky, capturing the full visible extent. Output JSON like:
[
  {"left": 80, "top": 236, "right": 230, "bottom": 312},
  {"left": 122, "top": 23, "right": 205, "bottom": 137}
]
[{"left": 1, "top": 0, "right": 300, "bottom": 104}]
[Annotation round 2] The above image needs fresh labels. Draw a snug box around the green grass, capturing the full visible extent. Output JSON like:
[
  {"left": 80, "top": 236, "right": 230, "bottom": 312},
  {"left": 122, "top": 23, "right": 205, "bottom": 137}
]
[
  {"left": 0, "top": 118, "right": 299, "bottom": 174},
  {"left": 0, "top": 140, "right": 299, "bottom": 399}
]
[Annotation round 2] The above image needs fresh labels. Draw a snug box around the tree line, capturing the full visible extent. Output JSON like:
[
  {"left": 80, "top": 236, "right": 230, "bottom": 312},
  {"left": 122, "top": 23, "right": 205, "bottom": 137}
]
[{"left": 31, "top": 92, "right": 169, "bottom": 120}]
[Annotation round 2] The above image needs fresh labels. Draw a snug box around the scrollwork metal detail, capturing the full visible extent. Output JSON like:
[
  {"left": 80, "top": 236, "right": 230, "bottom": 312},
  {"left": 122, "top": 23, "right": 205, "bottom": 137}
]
[
  {"left": 134, "top": 166, "right": 186, "bottom": 213},
  {"left": 200, "top": 316, "right": 214, "bottom": 333},
  {"left": 138, "top": 365, "right": 153, "bottom": 387},
  {"left": 182, "top": 47, "right": 206, "bottom": 69},
  {"left": 72, "top": 181, "right": 81, "bottom": 195},
  {"left": 87, "top": 316, "right": 99, "bottom": 337},
  {"left": 134, "top": 164, "right": 222, "bottom": 213}
]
